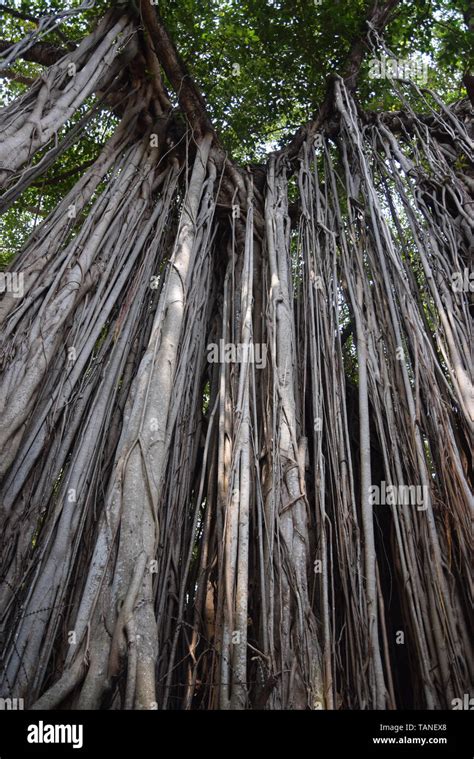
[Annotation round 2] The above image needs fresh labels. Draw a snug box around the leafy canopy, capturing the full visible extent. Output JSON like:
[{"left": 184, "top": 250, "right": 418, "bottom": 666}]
[{"left": 0, "top": 0, "right": 470, "bottom": 259}]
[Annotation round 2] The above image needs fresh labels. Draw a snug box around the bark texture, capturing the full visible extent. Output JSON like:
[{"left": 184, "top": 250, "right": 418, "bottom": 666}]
[{"left": 0, "top": 3, "right": 472, "bottom": 710}]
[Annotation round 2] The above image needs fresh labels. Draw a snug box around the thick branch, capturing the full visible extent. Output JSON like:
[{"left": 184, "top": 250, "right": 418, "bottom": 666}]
[
  {"left": 0, "top": 38, "right": 67, "bottom": 66},
  {"left": 0, "top": 4, "right": 38, "bottom": 23},
  {"left": 139, "top": 0, "right": 216, "bottom": 140},
  {"left": 342, "top": 0, "right": 400, "bottom": 92},
  {"left": 0, "top": 68, "right": 35, "bottom": 86},
  {"left": 463, "top": 73, "right": 474, "bottom": 107},
  {"left": 276, "top": 0, "right": 401, "bottom": 160}
]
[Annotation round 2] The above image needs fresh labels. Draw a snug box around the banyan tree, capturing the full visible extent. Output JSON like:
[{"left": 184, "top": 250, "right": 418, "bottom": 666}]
[{"left": 0, "top": 0, "right": 472, "bottom": 711}]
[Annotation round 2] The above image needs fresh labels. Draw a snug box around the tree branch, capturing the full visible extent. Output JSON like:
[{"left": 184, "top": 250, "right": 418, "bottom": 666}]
[
  {"left": 139, "top": 0, "right": 216, "bottom": 140},
  {"left": 0, "top": 68, "right": 35, "bottom": 86},
  {"left": 276, "top": 0, "right": 401, "bottom": 160},
  {"left": 0, "top": 39, "right": 67, "bottom": 67},
  {"left": 0, "top": 4, "right": 38, "bottom": 23},
  {"left": 342, "top": 0, "right": 400, "bottom": 93},
  {"left": 32, "top": 158, "right": 96, "bottom": 187},
  {"left": 463, "top": 73, "right": 474, "bottom": 107}
]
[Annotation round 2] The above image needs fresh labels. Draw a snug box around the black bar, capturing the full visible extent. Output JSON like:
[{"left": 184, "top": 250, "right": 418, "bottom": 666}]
[{"left": 0, "top": 709, "right": 471, "bottom": 757}]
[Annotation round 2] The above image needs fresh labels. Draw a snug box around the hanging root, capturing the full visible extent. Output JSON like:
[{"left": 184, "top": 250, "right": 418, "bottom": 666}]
[{"left": 0, "top": 10, "right": 471, "bottom": 711}]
